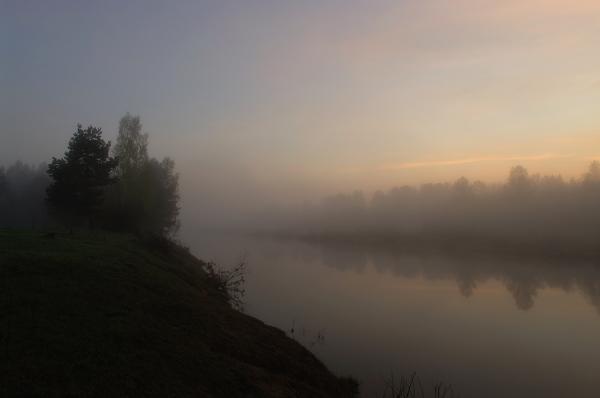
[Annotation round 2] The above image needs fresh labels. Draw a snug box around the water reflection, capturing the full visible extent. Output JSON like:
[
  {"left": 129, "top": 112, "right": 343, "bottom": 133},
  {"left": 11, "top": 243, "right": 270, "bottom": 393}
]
[
  {"left": 284, "top": 239, "right": 600, "bottom": 314},
  {"left": 184, "top": 231, "right": 600, "bottom": 398}
]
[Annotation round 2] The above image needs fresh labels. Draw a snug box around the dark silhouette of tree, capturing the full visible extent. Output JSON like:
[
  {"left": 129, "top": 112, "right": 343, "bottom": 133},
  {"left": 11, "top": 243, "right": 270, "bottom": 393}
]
[
  {"left": 453, "top": 176, "right": 470, "bottom": 196},
  {"left": 139, "top": 157, "right": 180, "bottom": 235},
  {"left": 504, "top": 274, "right": 541, "bottom": 311},
  {"left": 583, "top": 161, "right": 600, "bottom": 186},
  {"left": 507, "top": 165, "right": 530, "bottom": 193},
  {"left": 104, "top": 114, "right": 180, "bottom": 236},
  {"left": 46, "top": 125, "right": 118, "bottom": 227},
  {"left": 104, "top": 114, "right": 149, "bottom": 231}
]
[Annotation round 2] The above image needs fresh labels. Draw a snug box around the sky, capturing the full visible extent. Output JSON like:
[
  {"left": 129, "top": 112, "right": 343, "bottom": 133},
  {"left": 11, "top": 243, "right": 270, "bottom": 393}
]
[{"left": 2, "top": 0, "right": 600, "bottom": 222}]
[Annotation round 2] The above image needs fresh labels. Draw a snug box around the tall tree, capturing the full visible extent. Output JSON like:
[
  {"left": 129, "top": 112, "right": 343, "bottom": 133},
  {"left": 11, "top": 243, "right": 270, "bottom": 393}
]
[
  {"left": 113, "top": 113, "right": 148, "bottom": 178},
  {"left": 583, "top": 161, "right": 600, "bottom": 186},
  {"left": 47, "top": 125, "right": 118, "bottom": 226},
  {"left": 105, "top": 114, "right": 148, "bottom": 230},
  {"left": 507, "top": 165, "right": 530, "bottom": 194},
  {"left": 104, "top": 114, "right": 180, "bottom": 236}
]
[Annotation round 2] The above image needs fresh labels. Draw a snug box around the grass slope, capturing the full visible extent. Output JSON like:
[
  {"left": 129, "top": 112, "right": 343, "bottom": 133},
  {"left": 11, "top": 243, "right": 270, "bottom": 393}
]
[{"left": 0, "top": 231, "right": 357, "bottom": 398}]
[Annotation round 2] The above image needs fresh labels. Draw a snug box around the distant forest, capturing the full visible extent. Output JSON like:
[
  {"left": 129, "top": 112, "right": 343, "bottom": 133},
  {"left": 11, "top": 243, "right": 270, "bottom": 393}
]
[
  {"left": 271, "top": 162, "right": 600, "bottom": 246},
  {"left": 0, "top": 114, "right": 179, "bottom": 237},
  {"left": 0, "top": 161, "right": 50, "bottom": 229}
]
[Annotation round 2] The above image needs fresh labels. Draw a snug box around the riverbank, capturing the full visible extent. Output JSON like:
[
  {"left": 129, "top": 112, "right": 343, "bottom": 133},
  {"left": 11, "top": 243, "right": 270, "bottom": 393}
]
[{"left": 0, "top": 230, "right": 358, "bottom": 397}]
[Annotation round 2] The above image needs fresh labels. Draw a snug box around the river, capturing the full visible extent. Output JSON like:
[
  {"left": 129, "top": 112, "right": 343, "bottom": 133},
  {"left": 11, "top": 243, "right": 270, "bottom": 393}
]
[{"left": 184, "top": 229, "right": 600, "bottom": 398}]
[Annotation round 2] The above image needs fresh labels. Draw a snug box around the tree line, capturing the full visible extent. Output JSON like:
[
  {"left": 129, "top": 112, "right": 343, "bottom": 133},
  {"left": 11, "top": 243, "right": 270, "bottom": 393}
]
[
  {"left": 0, "top": 114, "right": 179, "bottom": 237},
  {"left": 271, "top": 162, "right": 600, "bottom": 246}
]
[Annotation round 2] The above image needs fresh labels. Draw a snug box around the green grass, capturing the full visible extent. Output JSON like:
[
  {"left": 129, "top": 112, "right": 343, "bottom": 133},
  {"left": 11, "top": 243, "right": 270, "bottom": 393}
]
[{"left": 0, "top": 230, "right": 358, "bottom": 397}]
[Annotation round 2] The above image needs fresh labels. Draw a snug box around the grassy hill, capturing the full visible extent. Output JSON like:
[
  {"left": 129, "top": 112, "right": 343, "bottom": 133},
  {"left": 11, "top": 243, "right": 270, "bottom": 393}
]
[{"left": 0, "top": 230, "right": 358, "bottom": 397}]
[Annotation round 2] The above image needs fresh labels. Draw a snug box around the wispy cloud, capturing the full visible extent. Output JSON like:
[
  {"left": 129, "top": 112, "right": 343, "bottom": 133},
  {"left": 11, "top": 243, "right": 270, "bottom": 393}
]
[{"left": 379, "top": 153, "right": 574, "bottom": 171}]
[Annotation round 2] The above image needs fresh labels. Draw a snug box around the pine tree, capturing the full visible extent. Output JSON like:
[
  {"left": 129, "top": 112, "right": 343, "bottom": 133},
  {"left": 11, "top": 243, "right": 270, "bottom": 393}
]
[{"left": 47, "top": 124, "right": 118, "bottom": 227}]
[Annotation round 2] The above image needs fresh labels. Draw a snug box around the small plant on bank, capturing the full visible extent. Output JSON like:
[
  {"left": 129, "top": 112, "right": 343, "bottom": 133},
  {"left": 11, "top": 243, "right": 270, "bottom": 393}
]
[
  {"left": 380, "top": 372, "right": 458, "bottom": 398},
  {"left": 205, "top": 260, "right": 246, "bottom": 311}
]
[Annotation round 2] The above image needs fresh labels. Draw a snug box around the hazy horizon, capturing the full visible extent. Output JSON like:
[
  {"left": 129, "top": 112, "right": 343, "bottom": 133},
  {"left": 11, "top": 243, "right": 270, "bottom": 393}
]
[{"left": 4, "top": 0, "right": 600, "bottom": 230}]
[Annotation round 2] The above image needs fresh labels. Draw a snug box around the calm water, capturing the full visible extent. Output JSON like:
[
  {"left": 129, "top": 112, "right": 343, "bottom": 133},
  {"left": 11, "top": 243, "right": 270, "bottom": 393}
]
[{"left": 183, "top": 230, "right": 600, "bottom": 398}]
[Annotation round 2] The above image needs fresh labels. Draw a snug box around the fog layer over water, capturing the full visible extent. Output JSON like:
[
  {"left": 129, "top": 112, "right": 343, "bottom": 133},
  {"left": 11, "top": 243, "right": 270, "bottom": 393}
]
[
  {"left": 248, "top": 163, "right": 600, "bottom": 250},
  {"left": 184, "top": 230, "right": 600, "bottom": 398}
]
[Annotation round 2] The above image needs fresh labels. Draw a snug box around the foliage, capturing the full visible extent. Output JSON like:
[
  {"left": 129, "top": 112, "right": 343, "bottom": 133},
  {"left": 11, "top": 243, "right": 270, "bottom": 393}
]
[
  {"left": 583, "top": 160, "right": 600, "bottom": 186},
  {"left": 204, "top": 260, "right": 246, "bottom": 311},
  {"left": 281, "top": 162, "right": 600, "bottom": 246},
  {"left": 137, "top": 157, "right": 180, "bottom": 235},
  {"left": 506, "top": 165, "right": 530, "bottom": 194},
  {"left": 46, "top": 125, "right": 118, "bottom": 226},
  {"left": 2, "top": 115, "right": 179, "bottom": 235},
  {"left": 113, "top": 113, "right": 148, "bottom": 178},
  {"left": 104, "top": 114, "right": 180, "bottom": 236}
]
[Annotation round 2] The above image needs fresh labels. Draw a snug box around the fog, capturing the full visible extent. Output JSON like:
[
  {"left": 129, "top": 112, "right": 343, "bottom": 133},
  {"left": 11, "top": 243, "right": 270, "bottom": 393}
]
[
  {"left": 197, "top": 162, "right": 596, "bottom": 253},
  {"left": 6, "top": 151, "right": 600, "bottom": 254},
  {"left": 4, "top": 2, "right": 600, "bottom": 396},
  {"left": 0, "top": 161, "right": 49, "bottom": 228},
  {"left": 4, "top": 0, "right": 600, "bottom": 234}
]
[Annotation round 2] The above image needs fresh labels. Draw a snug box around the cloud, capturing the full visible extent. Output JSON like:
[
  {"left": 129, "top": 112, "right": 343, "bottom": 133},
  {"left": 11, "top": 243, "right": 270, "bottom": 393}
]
[{"left": 379, "top": 153, "right": 574, "bottom": 170}]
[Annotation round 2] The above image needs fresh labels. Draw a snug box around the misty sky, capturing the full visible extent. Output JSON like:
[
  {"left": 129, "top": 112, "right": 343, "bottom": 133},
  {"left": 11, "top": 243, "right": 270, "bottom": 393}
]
[{"left": 3, "top": 0, "right": 600, "bottom": 218}]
